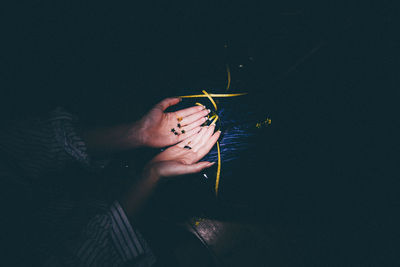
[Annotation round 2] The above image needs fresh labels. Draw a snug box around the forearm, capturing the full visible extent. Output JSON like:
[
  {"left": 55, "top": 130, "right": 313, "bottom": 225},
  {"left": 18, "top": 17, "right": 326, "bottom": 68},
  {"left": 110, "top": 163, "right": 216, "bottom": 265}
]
[
  {"left": 119, "top": 165, "right": 161, "bottom": 222},
  {"left": 0, "top": 108, "right": 94, "bottom": 177},
  {"left": 80, "top": 121, "right": 145, "bottom": 155}
]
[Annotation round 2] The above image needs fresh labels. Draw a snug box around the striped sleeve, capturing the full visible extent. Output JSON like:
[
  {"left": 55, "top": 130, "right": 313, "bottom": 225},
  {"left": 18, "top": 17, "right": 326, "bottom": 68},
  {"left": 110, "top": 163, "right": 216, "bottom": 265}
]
[
  {"left": 108, "top": 202, "right": 146, "bottom": 260},
  {"left": 57, "top": 201, "right": 156, "bottom": 267},
  {"left": 0, "top": 107, "right": 107, "bottom": 178}
]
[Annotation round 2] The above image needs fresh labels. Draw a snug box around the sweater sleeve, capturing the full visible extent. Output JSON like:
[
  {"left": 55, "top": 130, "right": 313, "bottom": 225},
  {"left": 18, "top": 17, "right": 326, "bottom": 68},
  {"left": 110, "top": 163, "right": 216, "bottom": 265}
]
[
  {"left": 42, "top": 201, "right": 156, "bottom": 267},
  {"left": 0, "top": 107, "right": 106, "bottom": 178}
]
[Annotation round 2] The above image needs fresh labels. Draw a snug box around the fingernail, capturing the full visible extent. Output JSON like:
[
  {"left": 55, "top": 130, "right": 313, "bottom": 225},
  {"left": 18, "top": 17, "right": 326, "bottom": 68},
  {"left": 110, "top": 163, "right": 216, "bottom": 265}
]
[
  {"left": 207, "top": 162, "right": 216, "bottom": 167},
  {"left": 207, "top": 109, "right": 211, "bottom": 113}
]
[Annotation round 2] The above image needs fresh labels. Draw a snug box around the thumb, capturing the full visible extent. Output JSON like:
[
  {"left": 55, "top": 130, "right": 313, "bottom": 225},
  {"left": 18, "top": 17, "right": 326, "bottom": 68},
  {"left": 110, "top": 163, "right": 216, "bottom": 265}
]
[
  {"left": 182, "top": 161, "right": 215, "bottom": 175},
  {"left": 155, "top": 97, "right": 181, "bottom": 111},
  {"left": 158, "top": 161, "right": 215, "bottom": 177}
]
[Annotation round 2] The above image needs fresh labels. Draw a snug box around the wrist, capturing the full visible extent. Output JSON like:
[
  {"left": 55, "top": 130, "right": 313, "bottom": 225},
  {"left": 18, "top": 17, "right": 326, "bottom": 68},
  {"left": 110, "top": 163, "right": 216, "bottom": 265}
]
[
  {"left": 120, "top": 162, "right": 161, "bottom": 219},
  {"left": 142, "top": 162, "right": 162, "bottom": 182},
  {"left": 126, "top": 120, "right": 146, "bottom": 148}
]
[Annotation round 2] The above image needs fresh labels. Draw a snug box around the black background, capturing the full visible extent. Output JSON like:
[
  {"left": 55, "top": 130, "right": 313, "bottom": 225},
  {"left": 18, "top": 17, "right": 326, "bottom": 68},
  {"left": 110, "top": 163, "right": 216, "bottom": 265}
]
[{"left": 0, "top": 1, "right": 399, "bottom": 265}]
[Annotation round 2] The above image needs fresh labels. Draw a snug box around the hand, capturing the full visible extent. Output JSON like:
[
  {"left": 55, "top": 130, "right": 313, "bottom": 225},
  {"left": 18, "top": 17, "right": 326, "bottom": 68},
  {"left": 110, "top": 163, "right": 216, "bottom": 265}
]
[
  {"left": 120, "top": 124, "right": 220, "bottom": 218},
  {"left": 133, "top": 98, "right": 210, "bottom": 148},
  {"left": 147, "top": 124, "right": 221, "bottom": 178}
]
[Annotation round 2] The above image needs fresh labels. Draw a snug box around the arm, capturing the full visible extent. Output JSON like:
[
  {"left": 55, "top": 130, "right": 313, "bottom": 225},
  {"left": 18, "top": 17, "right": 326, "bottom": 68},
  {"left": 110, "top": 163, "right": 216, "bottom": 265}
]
[
  {"left": 0, "top": 108, "right": 93, "bottom": 178},
  {"left": 120, "top": 124, "right": 220, "bottom": 221},
  {"left": 41, "top": 126, "right": 219, "bottom": 267},
  {"left": 39, "top": 201, "right": 156, "bottom": 267},
  {"left": 81, "top": 97, "right": 210, "bottom": 155},
  {"left": 0, "top": 98, "right": 209, "bottom": 177}
]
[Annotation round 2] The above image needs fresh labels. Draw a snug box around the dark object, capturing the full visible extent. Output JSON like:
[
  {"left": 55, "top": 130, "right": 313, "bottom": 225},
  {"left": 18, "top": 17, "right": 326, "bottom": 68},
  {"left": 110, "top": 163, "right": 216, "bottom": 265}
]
[
  {"left": 184, "top": 145, "right": 192, "bottom": 149},
  {"left": 171, "top": 128, "right": 175, "bottom": 132},
  {"left": 177, "top": 123, "right": 182, "bottom": 128},
  {"left": 174, "top": 132, "right": 179, "bottom": 135},
  {"left": 181, "top": 130, "right": 185, "bottom": 134}
]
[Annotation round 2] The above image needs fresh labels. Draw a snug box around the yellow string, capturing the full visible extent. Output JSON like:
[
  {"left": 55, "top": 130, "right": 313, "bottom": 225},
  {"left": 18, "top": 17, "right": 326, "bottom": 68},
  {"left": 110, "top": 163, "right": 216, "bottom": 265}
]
[
  {"left": 179, "top": 90, "right": 246, "bottom": 196},
  {"left": 201, "top": 90, "right": 218, "bottom": 111},
  {"left": 179, "top": 93, "right": 247, "bottom": 98},
  {"left": 226, "top": 64, "right": 231, "bottom": 91},
  {"left": 210, "top": 115, "right": 219, "bottom": 125},
  {"left": 215, "top": 141, "right": 221, "bottom": 196},
  {"left": 198, "top": 90, "right": 220, "bottom": 196}
]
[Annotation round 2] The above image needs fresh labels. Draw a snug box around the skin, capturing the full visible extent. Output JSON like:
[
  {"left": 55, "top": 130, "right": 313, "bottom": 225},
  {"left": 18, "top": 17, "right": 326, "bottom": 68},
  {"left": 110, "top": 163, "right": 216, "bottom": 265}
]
[
  {"left": 121, "top": 125, "right": 220, "bottom": 220},
  {"left": 149, "top": 124, "right": 220, "bottom": 177},
  {"left": 81, "top": 97, "right": 220, "bottom": 220},
  {"left": 82, "top": 97, "right": 210, "bottom": 154},
  {"left": 133, "top": 97, "right": 211, "bottom": 148}
]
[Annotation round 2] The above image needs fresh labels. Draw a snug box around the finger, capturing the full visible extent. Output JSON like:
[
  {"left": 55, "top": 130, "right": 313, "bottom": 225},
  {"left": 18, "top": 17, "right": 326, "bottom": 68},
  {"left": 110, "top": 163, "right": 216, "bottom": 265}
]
[
  {"left": 177, "top": 126, "right": 205, "bottom": 147},
  {"left": 192, "top": 124, "right": 215, "bottom": 151},
  {"left": 175, "top": 105, "right": 206, "bottom": 118},
  {"left": 179, "top": 109, "right": 210, "bottom": 126},
  {"left": 175, "top": 162, "right": 215, "bottom": 175},
  {"left": 181, "top": 117, "right": 207, "bottom": 132},
  {"left": 174, "top": 117, "right": 206, "bottom": 136},
  {"left": 155, "top": 97, "right": 181, "bottom": 111},
  {"left": 177, "top": 126, "right": 202, "bottom": 145},
  {"left": 188, "top": 126, "right": 209, "bottom": 148},
  {"left": 195, "top": 130, "right": 221, "bottom": 158}
]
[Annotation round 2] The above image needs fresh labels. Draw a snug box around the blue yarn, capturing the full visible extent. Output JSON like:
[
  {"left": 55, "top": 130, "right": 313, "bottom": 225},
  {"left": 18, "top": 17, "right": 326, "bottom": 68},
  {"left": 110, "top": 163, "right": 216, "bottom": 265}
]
[{"left": 166, "top": 90, "right": 268, "bottom": 186}]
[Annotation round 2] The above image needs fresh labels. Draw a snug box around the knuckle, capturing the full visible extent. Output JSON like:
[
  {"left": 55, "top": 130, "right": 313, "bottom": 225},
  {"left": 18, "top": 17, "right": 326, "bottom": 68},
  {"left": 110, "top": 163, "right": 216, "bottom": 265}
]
[
  {"left": 181, "top": 158, "right": 191, "bottom": 165},
  {"left": 194, "top": 165, "right": 202, "bottom": 172},
  {"left": 193, "top": 151, "right": 201, "bottom": 158}
]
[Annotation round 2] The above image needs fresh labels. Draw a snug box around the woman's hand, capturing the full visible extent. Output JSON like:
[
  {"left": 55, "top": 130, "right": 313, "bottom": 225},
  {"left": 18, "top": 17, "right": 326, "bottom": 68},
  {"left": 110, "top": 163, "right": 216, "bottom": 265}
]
[
  {"left": 147, "top": 124, "right": 220, "bottom": 178},
  {"left": 133, "top": 98, "right": 211, "bottom": 148},
  {"left": 120, "top": 125, "right": 220, "bottom": 218}
]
